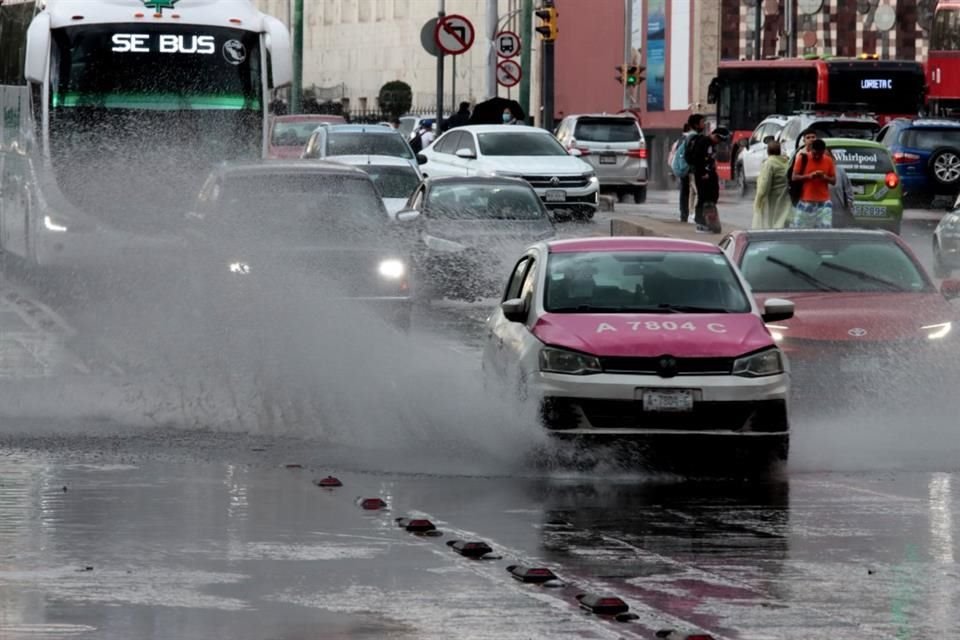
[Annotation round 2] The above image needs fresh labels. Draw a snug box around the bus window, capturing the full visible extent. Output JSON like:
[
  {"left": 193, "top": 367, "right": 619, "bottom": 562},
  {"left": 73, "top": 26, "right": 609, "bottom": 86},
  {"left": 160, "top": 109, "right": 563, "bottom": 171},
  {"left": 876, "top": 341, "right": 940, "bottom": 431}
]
[{"left": 932, "top": 7, "right": 960, "bottom": 51}]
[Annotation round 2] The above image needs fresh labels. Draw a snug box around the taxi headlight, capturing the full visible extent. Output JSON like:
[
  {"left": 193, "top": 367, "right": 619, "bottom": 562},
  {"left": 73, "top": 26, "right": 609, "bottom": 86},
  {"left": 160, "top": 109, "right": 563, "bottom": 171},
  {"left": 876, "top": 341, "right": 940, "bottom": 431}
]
[
  {"left": 377, "top": 258, "right": 406, "bottom": 279},
  {"left": 539, "top": 346, "right": 602, "bottom": 375},
  {"left": 923, "top": 321, "right": 952, "bottom": 340},
  {"left": 732, "top": 348, "right": 784, "bottom": 377}
]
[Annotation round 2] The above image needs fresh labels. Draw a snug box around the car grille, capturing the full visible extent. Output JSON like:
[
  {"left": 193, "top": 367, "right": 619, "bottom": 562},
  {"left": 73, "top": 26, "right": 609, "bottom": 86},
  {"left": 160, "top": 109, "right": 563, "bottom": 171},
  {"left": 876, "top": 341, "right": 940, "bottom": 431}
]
[
  {"left": 543, "top": 398, "right": 788, "bottom": 432},
  {"left": 598, "top": 356, "right": 734, "bottom": 376},
  {"left": 522, "top": 175, "right": 590, "bottom": 188},
  {"left": 542, "top": 193, "right": 598, "bottom": 207}
]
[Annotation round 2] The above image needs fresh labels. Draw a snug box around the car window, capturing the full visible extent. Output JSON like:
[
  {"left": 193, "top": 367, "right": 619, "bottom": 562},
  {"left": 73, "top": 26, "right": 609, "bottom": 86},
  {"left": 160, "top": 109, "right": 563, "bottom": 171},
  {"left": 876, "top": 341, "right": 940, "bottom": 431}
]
[
  {"left": 806, "top": 120, "right": 879, "bottom": 140},
  {"left": 572, "top": 117, "right": 641, "bottom": 143},
  {"left": 303, "top": 132, "right": 323, "bottom": 158},
  {"left": 433, "top": 131, "right": 461, "bottom": 154},
  {"left": 477, "top": 131, "right": 568, "bottom": 156},
  {"left": 751, "top": 123, "right": 768, "bottom": 145},
  {"left": 782, "top": 119, "right": 801, "bottom": 143},
  {"left": 409, "top": 185, "right": 425, "bottom": 208},
  {"left": 458, "top": 132, "right": 477, "bottom": 155},
  {"left": 828, "top": 145, "right": 894, "bottom": 173},
  {"left": 504, "top": 257, "right": 532, "bottom": 301},
  {"left": 361, "top": 165, "right": 420, "bottom": 199},
  {"left": 272, "top": 122, "right": 327, "bottom": 146},
  {"left": 740, "top": 238, "right": 931, "bottom": 293},
  {"left": 325, "top": 132, "right": 414, "bottom": 159},
  {"left": 543, "top": 251, "right": 751, "bottom": 313},
  {"left": 425, "top": 183, "right": 545, "bottom": 220},
  {"left": 901, "top": 128, "right": 960, "bottom": 150}
]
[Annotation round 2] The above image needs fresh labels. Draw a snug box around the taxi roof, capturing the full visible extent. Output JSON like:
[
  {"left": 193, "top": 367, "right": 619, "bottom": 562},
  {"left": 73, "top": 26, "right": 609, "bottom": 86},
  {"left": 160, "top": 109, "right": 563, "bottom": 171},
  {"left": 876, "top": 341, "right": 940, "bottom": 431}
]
[{"left": 547, "top": 237, "right": 721, "bottom": 254}]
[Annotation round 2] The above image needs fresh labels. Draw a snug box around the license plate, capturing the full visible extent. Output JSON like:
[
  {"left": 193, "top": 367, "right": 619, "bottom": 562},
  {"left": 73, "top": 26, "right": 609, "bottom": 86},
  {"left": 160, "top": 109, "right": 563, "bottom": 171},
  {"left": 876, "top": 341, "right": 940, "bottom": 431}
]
[
  {"left": 852, "top": 204, "right": 889, "bottom": 218},
  {"left": 641, "top": 389, "right": 695, "bottom": 413},
  {"left": 544, "top": 189, "right": 567, "bottom": 202},
  {"left": 599, "top": 154, "right": 617, "bottom": 164},
  {"left": 852, "top": 184, "right": 865, "bottom": 195}
]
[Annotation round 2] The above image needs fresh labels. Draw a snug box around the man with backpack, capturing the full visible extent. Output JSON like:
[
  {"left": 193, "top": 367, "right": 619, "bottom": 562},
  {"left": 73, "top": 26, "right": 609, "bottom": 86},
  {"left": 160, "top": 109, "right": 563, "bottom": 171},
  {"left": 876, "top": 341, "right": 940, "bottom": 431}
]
[
  {"left": 789, "top": 133, "right": 836, "bottom": 228},
  {"left": 685, "top": 121, "right": 729, "bottom": 233},
  {"left": 669, "top": 121, "right": 696, "bottom": 222}
]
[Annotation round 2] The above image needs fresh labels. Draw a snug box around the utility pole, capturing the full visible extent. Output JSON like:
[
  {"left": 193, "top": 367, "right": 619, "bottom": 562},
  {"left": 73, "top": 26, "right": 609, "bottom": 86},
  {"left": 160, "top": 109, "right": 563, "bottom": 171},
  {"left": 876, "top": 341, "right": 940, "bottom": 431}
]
[
  {"left": 436, "top": 0, "right": 445, "bottom": 126},
  {"left": 622, "top": 0, "right": 631, "bottom": 110},
  {"left": 486, "top": 0, "right": 498, "bottom": 98},
  {"left": 290, "top": 0, "right": 303, "bottom": 113},
  {"left": 785, "top": 0, "right": 796, "bottom": 57},
  {"left": 754, "top": 1, "right": 762, "bottom": 60},
  {"left": 519, "top": 0, "right": 533, "bottom": 120}
]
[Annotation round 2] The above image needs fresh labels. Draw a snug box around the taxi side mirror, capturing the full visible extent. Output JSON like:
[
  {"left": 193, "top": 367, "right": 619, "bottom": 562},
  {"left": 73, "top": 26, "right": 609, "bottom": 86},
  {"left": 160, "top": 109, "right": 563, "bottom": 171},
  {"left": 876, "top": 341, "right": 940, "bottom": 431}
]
[
  {"left": 762, "top": 298, "right": 794, "bottom": 323},
  {"left": 501, "top": 297, "right": 528, "bottom": 323}
]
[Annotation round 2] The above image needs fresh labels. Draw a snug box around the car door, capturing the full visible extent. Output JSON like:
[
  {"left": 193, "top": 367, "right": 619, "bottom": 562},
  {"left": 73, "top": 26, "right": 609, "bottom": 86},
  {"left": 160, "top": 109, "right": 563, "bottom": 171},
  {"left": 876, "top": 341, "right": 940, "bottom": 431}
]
[
  {"left": 455, "top": 132, "right": 481, "bottom": 176},
  {"left": 485, "top": 254, "right": 533, "bottom": 377},
  {"left": 421, "top": 131, "right": 462, "bottom": 177}
]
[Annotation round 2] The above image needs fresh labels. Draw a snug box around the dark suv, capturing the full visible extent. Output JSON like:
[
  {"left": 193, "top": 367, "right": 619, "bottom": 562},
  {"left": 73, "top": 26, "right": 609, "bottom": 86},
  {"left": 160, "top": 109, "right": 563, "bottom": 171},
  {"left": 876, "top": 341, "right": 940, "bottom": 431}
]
[{"left": 878, "top": 118, "right": 960, "bottom": 206}]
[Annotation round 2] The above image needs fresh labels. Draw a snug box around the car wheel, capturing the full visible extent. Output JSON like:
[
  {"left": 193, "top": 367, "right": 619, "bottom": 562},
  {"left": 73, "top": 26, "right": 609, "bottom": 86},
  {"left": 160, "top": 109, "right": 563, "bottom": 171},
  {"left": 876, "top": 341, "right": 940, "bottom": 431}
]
[
  {"left": 934, "top": 239, "right": 952, "bottom": 278},
  {"left": 735, "top": 163, "right": 748, "bottom": 198},
  {"left": 632, "top": 186, "right": 647, "bottom": 204},
  {"left": 928, "top": 147, "right": 960, "bottom": 189}
]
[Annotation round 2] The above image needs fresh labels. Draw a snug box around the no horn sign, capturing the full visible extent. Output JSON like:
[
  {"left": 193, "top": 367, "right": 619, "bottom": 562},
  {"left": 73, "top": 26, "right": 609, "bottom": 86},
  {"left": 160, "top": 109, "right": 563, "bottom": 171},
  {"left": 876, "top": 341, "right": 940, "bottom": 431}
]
[{"left": 496, "top": 59, "right": 522, "bottom": 87}]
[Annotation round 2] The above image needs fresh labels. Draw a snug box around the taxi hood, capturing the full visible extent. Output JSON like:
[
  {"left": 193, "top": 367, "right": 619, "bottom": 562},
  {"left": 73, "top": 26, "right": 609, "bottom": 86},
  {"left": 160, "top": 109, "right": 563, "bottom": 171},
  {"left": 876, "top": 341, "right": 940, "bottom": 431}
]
[
  {"left": 531, "top": 313, "right": 773, "bottom": 357},
  {"left": 753, "top": 291, "right": 954, "bottom": 342}
]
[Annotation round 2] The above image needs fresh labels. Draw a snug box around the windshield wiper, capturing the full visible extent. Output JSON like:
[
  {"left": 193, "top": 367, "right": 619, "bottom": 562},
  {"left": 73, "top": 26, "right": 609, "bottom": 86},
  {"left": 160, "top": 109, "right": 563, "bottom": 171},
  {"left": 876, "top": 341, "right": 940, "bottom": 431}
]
[
  {"left": 548, "top": 304, "right": 729, "bottom": 314},
  {"left": 765, "top": 256, "right": 840, "bottom": 292},
  {"left": 656, "top": 304, "right": 731, "bottom": 314},
  {"left": 549, "top": 305, "right": 635, "bottom": 313},
  {"left": 817, "top": 261, "right": 906, "bottom": 291}
]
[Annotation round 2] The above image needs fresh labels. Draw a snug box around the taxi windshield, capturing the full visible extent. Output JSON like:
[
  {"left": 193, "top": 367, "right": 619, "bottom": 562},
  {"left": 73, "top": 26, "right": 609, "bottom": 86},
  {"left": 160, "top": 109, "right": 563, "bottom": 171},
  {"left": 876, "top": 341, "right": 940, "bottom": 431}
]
[
  {"left": 544, "top": 251, "right": 751, "bottom": 313},
  {"left": 740, "top": 238, "right": 932, "bottom": 293}
]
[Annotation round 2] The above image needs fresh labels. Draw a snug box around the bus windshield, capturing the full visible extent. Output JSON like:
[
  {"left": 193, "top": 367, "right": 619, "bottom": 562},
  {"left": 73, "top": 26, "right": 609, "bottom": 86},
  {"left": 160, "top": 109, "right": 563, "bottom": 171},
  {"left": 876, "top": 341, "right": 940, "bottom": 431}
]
[{"left": 716, "top": 67, "right": 818, "bottom": 132}]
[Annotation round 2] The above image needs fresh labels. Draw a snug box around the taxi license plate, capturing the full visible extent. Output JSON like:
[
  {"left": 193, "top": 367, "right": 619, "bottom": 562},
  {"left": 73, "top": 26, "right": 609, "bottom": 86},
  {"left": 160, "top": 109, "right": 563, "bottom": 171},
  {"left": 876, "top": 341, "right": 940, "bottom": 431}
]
[
  {"left": 599, "top": 154, "right": 617, "bottom": 164},
  {"left": 640, "top": 389, "right": 695, "bottom": 413},
  {"left": 853, "top": 204, "right": 889, "bottom": 218},
  {"left": 545, "top": 189, "right": 567, "bottom": 202}
]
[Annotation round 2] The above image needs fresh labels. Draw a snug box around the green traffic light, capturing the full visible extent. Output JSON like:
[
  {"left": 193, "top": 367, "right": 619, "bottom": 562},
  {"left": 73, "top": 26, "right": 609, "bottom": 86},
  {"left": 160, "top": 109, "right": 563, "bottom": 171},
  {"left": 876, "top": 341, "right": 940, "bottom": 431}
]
[{"left": 626, "top": 76, "right": 637, "bottom": 86}]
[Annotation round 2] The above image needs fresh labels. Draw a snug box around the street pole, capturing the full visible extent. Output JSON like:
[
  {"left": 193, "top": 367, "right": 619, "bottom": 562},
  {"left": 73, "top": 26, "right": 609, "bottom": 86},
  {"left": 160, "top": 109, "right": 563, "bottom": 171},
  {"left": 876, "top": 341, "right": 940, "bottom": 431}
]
[
  {"left": 437, "top": 0, "right": 445, "bottom": 126},
  {"left": 785, "top": 0, "right": 795, "bottom": 57},
  {"left": 290, "top": 0, "right": 303, "bottom": 113},
  {"left": 754, "top": 1, "right": 762, "bottom": 60},
  {"left": 623, "top": 0, "right": 631, "bottom": 110},
  {"left": 486, "top": 0, "right": 498, "bottom": 98},
  {"left": 452, "top": 55, "right": 457, "bottom": 109},
  {"left": 542, "top": 40, "right": 554, "bottom": 130},
  {"left": 519, "top": 0, "right": 532, "bottom": 120}
]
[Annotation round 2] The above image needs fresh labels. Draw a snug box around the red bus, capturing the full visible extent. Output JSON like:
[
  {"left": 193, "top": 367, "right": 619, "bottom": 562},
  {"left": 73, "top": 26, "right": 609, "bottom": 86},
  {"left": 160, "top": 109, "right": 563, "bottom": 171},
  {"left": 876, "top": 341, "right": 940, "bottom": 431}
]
[
  {"left": 928, "top": 1, "right": 960, "bottom": 114},
  {"left": 709, "top": 58, "right": 926, "bottom": 180}
]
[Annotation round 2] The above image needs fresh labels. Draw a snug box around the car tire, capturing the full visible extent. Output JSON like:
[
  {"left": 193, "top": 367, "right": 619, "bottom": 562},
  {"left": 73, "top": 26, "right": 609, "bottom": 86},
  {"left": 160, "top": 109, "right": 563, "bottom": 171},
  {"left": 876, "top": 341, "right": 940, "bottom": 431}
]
[
  {"left": 632, "top": 187, "right": 647, "bottom": 204},
  {"left": 934, "top": 239, "right": 952, "bottom": 278},
  {"left": 927, "top": 147, "right": 960, "bottom": 189},
  {"left": 735, "top": 163, "right": 748, "bottom": 199}
]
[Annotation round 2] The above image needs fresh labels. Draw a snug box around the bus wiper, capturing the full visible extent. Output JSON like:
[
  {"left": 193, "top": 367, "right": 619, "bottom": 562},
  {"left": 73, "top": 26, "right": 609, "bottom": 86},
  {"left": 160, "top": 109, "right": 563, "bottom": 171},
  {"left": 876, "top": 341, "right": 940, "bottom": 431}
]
[
  {"left": 765, "top": 256, "right": 840, "bottom": 292},
  {"left": 818, "top": 261, "right": 906, "bottom": 291}
]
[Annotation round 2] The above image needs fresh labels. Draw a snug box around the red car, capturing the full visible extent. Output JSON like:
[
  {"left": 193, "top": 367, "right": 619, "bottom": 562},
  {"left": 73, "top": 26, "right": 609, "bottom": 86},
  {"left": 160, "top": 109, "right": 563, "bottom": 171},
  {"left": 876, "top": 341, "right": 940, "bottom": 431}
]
[
  {"left": 267, "top": 114, "right": 348, "bottom": 159},
  {"left": 721, "top": 229, "right": 960, "bottom": 400}
]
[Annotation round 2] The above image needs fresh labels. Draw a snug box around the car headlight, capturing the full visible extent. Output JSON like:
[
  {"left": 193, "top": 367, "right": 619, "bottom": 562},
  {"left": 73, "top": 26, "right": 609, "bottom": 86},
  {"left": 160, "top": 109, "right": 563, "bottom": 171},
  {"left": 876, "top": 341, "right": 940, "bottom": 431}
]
[
  {"left": 539, "top": 346, "right": 602, "bottom": 375},
  {"left": 43, "top": 215, "right": 68, "bottom": 232},
  {"left": 378, "top": 258, "right": 406, "bottom": 279},
  {"left": 766, "top": 324, "right": 788, "bottom": 343},
  {"left": 732, "top": 348, "right": 784, "bottom": 377},
  {"left": 585, "top": 172, "right": 599, "bottom": 184},
  {"left": 923, "top": 321, "right": 952, "bottom": 340},
  {"left": 423, "top": 233, "right": 468, "bottom": 253}
]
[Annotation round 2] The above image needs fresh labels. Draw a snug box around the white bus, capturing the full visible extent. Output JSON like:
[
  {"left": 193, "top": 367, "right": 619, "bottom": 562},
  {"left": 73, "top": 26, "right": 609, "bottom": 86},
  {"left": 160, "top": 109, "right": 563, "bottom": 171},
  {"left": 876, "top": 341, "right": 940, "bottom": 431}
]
[{"left": 0, "top": 0, "right": 291, "bottom": 268}]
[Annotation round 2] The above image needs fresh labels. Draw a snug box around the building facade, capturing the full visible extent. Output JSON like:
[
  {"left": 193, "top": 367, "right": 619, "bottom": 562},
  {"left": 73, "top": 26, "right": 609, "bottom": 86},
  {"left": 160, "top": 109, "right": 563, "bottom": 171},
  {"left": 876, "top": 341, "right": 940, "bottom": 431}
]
[{"left": 722, "top": 0, "right": 937, "bottom": 61}]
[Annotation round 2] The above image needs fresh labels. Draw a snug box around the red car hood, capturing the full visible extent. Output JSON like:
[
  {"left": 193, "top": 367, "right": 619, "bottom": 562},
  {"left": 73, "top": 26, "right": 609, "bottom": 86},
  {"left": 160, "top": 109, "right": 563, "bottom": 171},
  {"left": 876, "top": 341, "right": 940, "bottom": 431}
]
[
  {"left": 531, "top": 313, "right": 773, "bottom": 357},
  {"left": 754, "top": 291, "right": 954, "bottom": 342},
  {"left": 266, "top": 145, "right": 305, "bottom": 159}
]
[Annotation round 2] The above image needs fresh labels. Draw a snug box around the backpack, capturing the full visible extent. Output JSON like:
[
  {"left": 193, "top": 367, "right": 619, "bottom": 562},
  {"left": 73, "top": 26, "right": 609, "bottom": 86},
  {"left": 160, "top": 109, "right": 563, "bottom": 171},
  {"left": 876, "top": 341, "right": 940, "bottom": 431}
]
[
  {"left": 787, "top": 152, "right": 808, "bottom": 206},
  {"left": 670, "top": 133, "right": 692, "bottom": 178}
]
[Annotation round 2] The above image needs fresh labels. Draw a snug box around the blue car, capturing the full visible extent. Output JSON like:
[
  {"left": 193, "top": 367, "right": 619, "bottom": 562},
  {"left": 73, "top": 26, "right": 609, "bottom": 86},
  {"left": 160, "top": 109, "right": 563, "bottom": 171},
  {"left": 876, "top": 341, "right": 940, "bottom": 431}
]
[{"left": 878, "top": 118, "right": 960, "bottom": 205}]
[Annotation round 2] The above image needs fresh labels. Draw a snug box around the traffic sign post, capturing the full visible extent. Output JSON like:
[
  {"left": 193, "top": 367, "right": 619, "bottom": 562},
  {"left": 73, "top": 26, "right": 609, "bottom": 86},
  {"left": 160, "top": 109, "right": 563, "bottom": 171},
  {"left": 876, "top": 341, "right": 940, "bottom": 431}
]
[
  {"left": 496, "top": 59, "right": 522, "bottom": 88},
  {"left": 434, "top": 14, "right": 475, "bottom": 56},
  {"left": 495, "top": 30, "right": 521, "bottom": 59}
]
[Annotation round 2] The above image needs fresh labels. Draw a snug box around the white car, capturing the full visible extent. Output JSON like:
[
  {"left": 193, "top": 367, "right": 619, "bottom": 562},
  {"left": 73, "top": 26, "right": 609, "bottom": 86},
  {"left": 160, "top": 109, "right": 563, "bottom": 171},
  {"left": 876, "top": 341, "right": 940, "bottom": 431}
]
[
  {"left": 733, "top": 115, "right": 789, "bottom": 198},
  {"left": 482, "top": 236, "right": 794, "bottom": 465},
  {"left": 776, "top": 112, "right": 880, "bottom": 158},
  {"left": 419, "top": 125, "right": 600, "bottom": 220},
  {"left": 328, "top": 155, "right": 421, "bottom": 217}
]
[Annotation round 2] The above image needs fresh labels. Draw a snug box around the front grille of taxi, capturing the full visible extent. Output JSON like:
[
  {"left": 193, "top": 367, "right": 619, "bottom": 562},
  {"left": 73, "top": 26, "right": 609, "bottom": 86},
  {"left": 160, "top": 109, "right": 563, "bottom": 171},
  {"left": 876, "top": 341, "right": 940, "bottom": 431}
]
[
  {"left": 541, "top": 398, "right": 788, "bottom": 432},
  {"left": 598, "top": 356, "right": 734, "bottom": 376}
]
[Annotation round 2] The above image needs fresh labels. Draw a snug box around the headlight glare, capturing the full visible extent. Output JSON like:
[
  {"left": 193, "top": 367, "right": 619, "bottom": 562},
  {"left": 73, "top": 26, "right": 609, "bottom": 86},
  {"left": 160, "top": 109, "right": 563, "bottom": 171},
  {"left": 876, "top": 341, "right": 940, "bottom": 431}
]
[
  {"left": 228, "top": 261, "right": 251, "bottom": 275},
  {"left": 539, "top": 346, "right": 602, "bottom": 375},
  {"left": 378, "top": 258, "right": 406, "bottom": 279},
  {"left": 765, "top": 324, "right": 788, "bottom": 343},
  {"left": 923, "top": 321, "right": 952, "bottom": 340},
  {"left": 43, "top": 215, "right": 68, "bottom": 232},
  {"left": 732, "top": 348, "right": 784, "bottom": 377}
]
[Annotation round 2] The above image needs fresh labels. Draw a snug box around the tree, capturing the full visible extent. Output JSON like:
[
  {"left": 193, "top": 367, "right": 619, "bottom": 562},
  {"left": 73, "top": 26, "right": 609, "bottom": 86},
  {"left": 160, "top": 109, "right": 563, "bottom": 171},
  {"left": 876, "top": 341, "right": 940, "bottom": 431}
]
[{"left": 378, "top": 81, "right": 412, "bottom": 118}]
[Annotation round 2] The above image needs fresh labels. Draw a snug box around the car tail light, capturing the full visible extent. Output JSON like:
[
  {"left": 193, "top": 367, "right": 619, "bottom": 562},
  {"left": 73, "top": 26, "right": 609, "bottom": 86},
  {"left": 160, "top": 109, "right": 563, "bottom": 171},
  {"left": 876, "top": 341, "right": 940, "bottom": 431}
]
[
  {"left": 626, "top": 148, "right": 647, "bottom": 159},
  {"left": 893, "top": 151, "right": 920, "bottom": 164},
  {"left": 885, "top": 171, "right": 899, "bottom": 189},
  {"left": 575, "top": 147, "right": 591, "bottom": 156}
]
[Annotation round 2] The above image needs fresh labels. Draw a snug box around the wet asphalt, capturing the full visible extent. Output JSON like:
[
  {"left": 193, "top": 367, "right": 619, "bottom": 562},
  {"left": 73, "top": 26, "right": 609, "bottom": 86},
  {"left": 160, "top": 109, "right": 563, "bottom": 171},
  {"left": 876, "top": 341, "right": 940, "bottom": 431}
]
[{"left": 0, "top": 193, "right": 958, "bottom": 639}]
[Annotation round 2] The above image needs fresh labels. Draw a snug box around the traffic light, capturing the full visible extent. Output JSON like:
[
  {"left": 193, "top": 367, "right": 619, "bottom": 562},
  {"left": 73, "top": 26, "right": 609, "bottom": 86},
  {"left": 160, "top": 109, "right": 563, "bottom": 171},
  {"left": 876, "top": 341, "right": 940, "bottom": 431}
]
[
  {"left": 615, "top": 64, "right": 645, "bottom": 86},
  {"left": 535, "top": 4, "right": 558, "bottom": 41}
]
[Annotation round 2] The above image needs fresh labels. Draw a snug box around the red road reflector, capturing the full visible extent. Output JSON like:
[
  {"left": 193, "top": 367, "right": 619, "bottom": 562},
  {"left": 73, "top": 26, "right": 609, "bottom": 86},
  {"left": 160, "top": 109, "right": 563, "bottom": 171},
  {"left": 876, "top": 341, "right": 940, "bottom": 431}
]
[
  {"left": 506, "top": 564, "right": 558, "bottom": 584},
  {"left": 395, "top": 517, "right": 436, "bottom": 533},
  {"left": 357, "top": 497, "right": 387, "bottom": 510},
  {"left": 576, "top": 593, "right": 629, "bottom": 616},
  {"left": 314, "top": 476, "right": 343, "bottom": 488},
  {"left": 446, "top": 539, "right": 493, "bottom": 558},
  {"left": 656, "top": 631, "right": 716, "bottom": 640}
]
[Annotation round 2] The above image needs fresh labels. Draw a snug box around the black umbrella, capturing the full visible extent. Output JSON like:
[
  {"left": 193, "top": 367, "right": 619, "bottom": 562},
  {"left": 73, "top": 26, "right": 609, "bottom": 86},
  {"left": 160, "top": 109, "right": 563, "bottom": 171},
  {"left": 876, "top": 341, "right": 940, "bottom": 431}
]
[{"left": 469, "top": 97, "right": 526, "bottom": 125}]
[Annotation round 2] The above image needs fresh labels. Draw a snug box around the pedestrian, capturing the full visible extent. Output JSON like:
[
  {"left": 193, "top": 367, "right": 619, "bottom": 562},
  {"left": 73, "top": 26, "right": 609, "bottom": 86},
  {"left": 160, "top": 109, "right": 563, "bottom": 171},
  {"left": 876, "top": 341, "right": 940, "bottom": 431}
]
[
  {"left": 390, "top": 118, "right": 402, "bottom": 130},
  {"left": 686, "top": 123, "right": 729, "bottom": 233},
  {"left": 668, "top": 122, "right": 696, "bottom": 222},
  {"left": 790, "top": 138, "right": 836, "bottom": 228},
  {"left": 828, "top": 150, "right": 855, "bottom": 228},
  {"left": 752, "top": 140, "right": 792, "bottom": 229},
  {"left": 441, "top": 102, "right": 471, "bottom": 132},
  {"left": 410, "top": 120, "right": 434, "bottom": 153},
  {"left": 502, "top": 108, "right": 518, "bottom": 125}
]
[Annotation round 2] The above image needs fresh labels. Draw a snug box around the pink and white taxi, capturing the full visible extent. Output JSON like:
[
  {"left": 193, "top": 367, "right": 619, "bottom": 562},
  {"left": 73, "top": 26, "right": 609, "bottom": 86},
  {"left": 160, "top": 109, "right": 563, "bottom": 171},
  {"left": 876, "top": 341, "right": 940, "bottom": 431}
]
[{"left": 482, "top": 237, "right": 795, "bottom": 461}]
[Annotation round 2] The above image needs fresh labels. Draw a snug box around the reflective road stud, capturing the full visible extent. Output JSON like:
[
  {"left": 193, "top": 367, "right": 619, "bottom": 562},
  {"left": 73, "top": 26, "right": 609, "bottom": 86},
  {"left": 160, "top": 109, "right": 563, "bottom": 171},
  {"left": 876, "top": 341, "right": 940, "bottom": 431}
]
[
  {"left": 356, "top": 497, "right": 387, "bottom": 510},
  {"left": 314, "top": 476, "right": 343, "bottom": 488},
  {"left": 395, "top": 517, "right": 437, "bottom": 533},
  {"left": 506, "top": 565, "right": 558, "bottom": 584},
  {"left": 446, "top": 540, "right": 493, "bottom": 558},
  {"left": 575, "top": 593, "right": 630, "bottom": 616}
]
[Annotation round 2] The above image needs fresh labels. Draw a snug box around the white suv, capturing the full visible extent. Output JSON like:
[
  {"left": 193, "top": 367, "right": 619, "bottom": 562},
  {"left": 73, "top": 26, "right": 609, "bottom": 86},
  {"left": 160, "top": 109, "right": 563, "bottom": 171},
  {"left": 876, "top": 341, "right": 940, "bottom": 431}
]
[
  {"left": 733, "top": 115, "right": 789, "bottom": 198},
  {"left": 776, "top": 112, "right": 880, "bottom": 158}
]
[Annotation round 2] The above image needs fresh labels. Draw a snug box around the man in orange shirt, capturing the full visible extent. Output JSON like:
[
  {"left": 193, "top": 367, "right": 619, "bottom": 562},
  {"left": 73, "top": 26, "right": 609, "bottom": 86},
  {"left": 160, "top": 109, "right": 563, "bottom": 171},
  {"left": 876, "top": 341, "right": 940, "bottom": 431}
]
[{"left": 791, "top": 138, "right": 836, "bottom": 228}]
